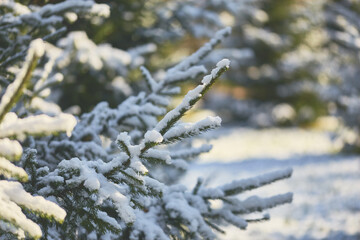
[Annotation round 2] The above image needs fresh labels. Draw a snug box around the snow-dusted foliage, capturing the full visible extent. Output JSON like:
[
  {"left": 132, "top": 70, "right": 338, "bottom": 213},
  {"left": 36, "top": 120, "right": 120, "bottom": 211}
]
[
  {"left": 0, "top": 39, "right": 73, "bottom": 239},
  {"left": 140, "top": 0, "right": 227, "bottom": 40},
  {"left": 309, "top": 0, "right": 360, "bottom": 151},
  {"left": 30, "top": 46, "right": 292, "bottom": 238},
  {"left": 218, "top": 0, "right": 360, "bottom": 131},
  {"left": 0, "top": 0, "right": 109, "bottom": 84},
  {"left": 0, "top": 1, "right": 294, "bottom": 239},
  {"left": 325, "top": 3, "right": 360, "bottom": 110},
  {"left": 198, "top": 0, "right": 332, "bottom": 126},
  {"left": 45, "top": 31, "right": 156, "bottom": 113},
  {"left": 0, "top": 0, "right": 114, "bottom": 115}
]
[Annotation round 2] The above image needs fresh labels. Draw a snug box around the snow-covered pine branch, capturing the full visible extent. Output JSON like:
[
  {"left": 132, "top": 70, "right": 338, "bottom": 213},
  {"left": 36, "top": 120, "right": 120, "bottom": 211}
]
[
  {"left": 33, "top": 58, "right": 229, "bottom": 237},
  {"left": 13, "top": 30, "right": 229, "bottom": 238},
  {"left": 0, "top": 112, "right": 76, "bottom": 140},
  {"left": 0, "top": 39, "right": 76, "bottom": 239},
  {"left": 41, "top": 30, "right": 157, "bottom": 113},
  {"left": 0, "top": 39, "right": 43, "bottom": 123},
  {"left": 162, "top": 116, "right": 222, "bottom": 144},
  {"left": 0, "top": 0, "right": 109, "bottom": 73},
  {"left": 166, "top": 27, "right": 232, "bottom": 77},
  {"left": 170, "top": 144, "right": 212, "bottom": 159},
  {"left": 130, "top": 166, "right": 292, "bottom": 239},
  {"left": 218, "top": 168, "right": 293, "bottom": 196},
  {"left": 0, "top": 181, "right": 66, "bottom": 239},
  {"left": 140, "top": 66, "right": 158, "bottom": 92},
  {"left": 33, "top": 27, "right": 231, "bottom": 168},
  {"left": 31, "top": 49, "right": 293, "bottom": 239},
  {"left": 0, "top": 1, "right": 295, "bottom": 235},
  {"left": 155, "top": 59, "right": 230, "bottom": 137}
]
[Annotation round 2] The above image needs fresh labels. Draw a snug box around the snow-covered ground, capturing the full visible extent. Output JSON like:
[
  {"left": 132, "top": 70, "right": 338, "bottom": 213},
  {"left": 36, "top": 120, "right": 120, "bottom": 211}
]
[{"left": 182, "top": 127, "right": 360, "bottom": 240}]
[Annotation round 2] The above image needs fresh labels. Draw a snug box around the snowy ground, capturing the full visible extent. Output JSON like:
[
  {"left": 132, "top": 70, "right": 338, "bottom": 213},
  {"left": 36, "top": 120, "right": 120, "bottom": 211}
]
[{"left": 182, "top": 127, "right": 360, "bottom": 240}]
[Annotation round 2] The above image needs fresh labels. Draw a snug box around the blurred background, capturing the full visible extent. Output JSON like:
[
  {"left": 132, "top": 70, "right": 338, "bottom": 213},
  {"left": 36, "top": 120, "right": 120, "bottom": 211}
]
[
  {"left": 3, "top": 0, "right": 360, "bottom": 239},
  {"left": 18, "top": 0, "right": 360, "bottom": 147}
]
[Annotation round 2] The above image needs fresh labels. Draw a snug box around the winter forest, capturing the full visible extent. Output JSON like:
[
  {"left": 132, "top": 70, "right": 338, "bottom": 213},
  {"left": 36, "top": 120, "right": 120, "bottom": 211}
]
[{"left": 0, "top": 0, "right": 359, "bottom": 239}]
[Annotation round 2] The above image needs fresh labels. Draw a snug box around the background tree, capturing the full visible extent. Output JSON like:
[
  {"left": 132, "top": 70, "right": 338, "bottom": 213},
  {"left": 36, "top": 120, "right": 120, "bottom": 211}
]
[
  {"left": 319, "top": 0, "right": 360, "bottom": 151},
  {"left": 202, "top": 0, "right": 329, "bottom": 127}
]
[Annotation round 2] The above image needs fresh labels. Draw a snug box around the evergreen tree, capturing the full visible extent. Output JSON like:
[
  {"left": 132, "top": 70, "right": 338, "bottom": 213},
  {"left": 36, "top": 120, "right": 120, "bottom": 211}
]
[
  {"left": 202, "top": 0, "right": 328, "bottom": 127},
  {"left": 0, "top": 1, "right": 294, "bottom": 239},
  {"left": 46, "top": 0, "right": 250, "bottom": 114},
  {"left": 0, "top": 38, "right": 71, "bottom": 240},
  {"left": 319, "top": 0, "right": 360, "bottom": 151}
]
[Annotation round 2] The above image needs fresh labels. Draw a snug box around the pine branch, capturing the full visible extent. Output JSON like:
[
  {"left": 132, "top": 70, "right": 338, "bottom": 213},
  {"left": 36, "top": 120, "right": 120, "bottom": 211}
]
[
  {"left": 163, "top": 116, "right": 221, "bottom": 144},
  {"left": 166, "top": 27, "right": 231, "bottom": 74},
  {"left": 140, "top": 66, "right": 158, "bottom": 92},
  {"left": 155, "top": 59, "right": 230, "bottom": 136},
  {"left": 0, "top": 39, "right": 44, "bottom": 123},
  {"left": 170, "top": 144, "right": 212, "bottom": 159},
  {"left": 245, "top": 213, "right": 270, "bottom": 223},
  {"left": 0, "top": 181, "right": 66, "bottom": 239},
  {"left": 204, "top": 219, "right": 226, "bottom": 234},
  {"left": 220, "top": 168, "right": 293, "bottom": 196},
  {"left": 230, "top": 193, "right": 293, "bottom": 215},
  {"left": 221, "top": 210, "right": 247, "bottom": 229},
  {"left": 0, "top": 157, "right": 28, "bottom": 182},
  {"left": 0, "top": 113, "right": 77, "bottom": 140},
  {"left": 0, "top": 139, "right": 23, "bottom": 161},
  {"left": 141, "top": 149, "right": 171, "bottom": 165},
  {"left": 116, "top": 133, "right": 132, "bottom": 157},
  {"left": 192, "top": 178, "right": 203, "bottom": 195},
  {"left": 163, "top": 65, "right": 207, "bottom": 87}
]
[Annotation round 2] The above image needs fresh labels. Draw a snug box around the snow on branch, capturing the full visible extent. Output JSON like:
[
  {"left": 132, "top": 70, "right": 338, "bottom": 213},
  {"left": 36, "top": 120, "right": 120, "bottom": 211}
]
[
  {"left": 181, "top": 168, "right": 294, "bottom": 234},
  {"left": 0, "top": 36, "right": 76, "bottom": 240},
  {"left": 155, "top": 59, "right": 230, "bottom": 136},
  {"left": 219, "top": 168, "right": 293, "bottom": 196},
  {"left": 163, "top": 116, "right": 221, "bottom": 143},
  {"left": 0, "top": 16, "right": 296, "bottom": 238},
  {"left": 0, "top": 113, "right": 76, "bottom": 140},
  {"left": 42, "top": 157, "right": 136, "bottom": 224},
  {"left": 141, "top": 149, "right": 171, "bottom": 165},
  {"left": 0, "top": 138, "right": 22, "bottom": 161},
  {"left": 116, "top": 132, "right": 133, "bottom": 158},
  {"left": 230, "top": 193, "right": 294, "bottom": 215},
  {"left": 221, "top": 210, "right": 248, "bottom": 229},
  {"left": 0, "top": 39, "right": 44, "bottom": 123},
  {"left": 167, "top": 27, "right": 231, "bottom": 75},
  {"left": 0, "top": 157, "right": 28, "bottom": 182},
  {"left": 140, "top": 66, "right": 158, "bottom": 92},
  {"left": 164, "top": 65, "right": 207, "bottom": 86},
  {"left": 36, "top": 0, "right": 109, "bottom": 19},
  {"left": 0, "top": 0, "right": 109, "bottom": 71},
  {"left": 170, "top": 144, "right": 212, "bottom": 159},
  {"left": 37, "top": 150, "right": 166, "bottom": 236},
  {"left": 0, "top": 181, "right": 66, "bottom": 239}
]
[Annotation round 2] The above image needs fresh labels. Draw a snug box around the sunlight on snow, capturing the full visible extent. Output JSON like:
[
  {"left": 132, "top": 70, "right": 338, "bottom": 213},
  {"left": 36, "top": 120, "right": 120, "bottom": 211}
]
[{"left": 198, "top": 127, "right": 341, "bottom": 162}]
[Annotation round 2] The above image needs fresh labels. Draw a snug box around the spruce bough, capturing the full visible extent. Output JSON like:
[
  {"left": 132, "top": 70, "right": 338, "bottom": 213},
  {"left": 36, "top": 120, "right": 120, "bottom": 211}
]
[{"left": 0, "top": 1, "right": 293, "bottom": 239}]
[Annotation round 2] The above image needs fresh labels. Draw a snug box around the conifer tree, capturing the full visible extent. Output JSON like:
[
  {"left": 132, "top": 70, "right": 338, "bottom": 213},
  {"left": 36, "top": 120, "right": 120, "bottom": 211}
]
[
  {"left": 51, "top": 0, "right": 248, "bottom": 114},
  {"left": 0, "top": 1, "right": 294, "bottom": 239},
  {"left": 0, "top": 38, "right": 72, "bottom": 240},
  {"left": 202, "top": 0, "right": 328, "bottom": 126},
  {"left": 319, "top": 0, "right": 360, "bottom": 151}
]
